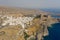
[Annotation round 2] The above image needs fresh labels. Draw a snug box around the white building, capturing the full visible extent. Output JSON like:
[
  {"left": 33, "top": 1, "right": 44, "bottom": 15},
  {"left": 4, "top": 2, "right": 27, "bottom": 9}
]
[{"left": 1, "top": 15, "right": 34, "bottom": 29}]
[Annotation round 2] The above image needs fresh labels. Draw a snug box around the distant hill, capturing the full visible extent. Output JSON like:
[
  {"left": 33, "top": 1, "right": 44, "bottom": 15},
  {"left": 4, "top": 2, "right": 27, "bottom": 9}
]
[{"left": 0, "top": 6, "right": 50, "bottom": 15}]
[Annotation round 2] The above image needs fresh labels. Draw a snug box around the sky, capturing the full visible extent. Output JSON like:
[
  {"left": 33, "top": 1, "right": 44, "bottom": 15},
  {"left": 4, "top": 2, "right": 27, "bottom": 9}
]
[{"left": 0, "top": 0, "right": 60, "bottom": 8}]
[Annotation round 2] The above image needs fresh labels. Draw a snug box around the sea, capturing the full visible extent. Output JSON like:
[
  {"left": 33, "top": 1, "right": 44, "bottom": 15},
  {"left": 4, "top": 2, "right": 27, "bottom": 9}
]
[
  {"left": 44, "top": 23, "right": 60, "bottom": 40},
  {"left": 41, "top": 8, "right": 60, "bottom": 40}
]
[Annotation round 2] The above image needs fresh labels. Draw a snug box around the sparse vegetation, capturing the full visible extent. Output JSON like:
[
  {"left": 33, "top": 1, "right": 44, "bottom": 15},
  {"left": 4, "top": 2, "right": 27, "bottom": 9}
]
[
  {"left": 24, "top": 32, "right": 30, "bottom": 40},
  {"left": 0, "top": 6, "right": 58, "bottom": 40}
]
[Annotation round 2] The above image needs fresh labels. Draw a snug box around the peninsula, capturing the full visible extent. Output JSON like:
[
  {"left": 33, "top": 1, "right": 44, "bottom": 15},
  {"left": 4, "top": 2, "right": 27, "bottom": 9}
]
[{"left": 0, "top": 6, "right": 59, "bottom": 40}]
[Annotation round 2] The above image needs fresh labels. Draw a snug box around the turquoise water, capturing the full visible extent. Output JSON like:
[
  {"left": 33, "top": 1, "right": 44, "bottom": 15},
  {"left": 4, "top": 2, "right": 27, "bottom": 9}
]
[{"left": 44, "top": 23, "right": 60, "bottom": 40}]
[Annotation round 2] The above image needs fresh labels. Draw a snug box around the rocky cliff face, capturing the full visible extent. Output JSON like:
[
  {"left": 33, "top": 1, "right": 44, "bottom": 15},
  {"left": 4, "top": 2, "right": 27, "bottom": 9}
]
[{"left": 0, "top": 7, "right": 59, "bottom": 40}]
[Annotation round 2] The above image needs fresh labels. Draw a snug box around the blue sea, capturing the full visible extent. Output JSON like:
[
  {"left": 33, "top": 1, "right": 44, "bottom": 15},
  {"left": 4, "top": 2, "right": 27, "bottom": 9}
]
[
  {"left": 41, "top": 8, "right": 60, "bottom": 40},
  {"left": 44, "top": 23, "right": 60, "bottom": 40},
  {"left": 40, "top": 8, "right": 60, "bottom": 14}
]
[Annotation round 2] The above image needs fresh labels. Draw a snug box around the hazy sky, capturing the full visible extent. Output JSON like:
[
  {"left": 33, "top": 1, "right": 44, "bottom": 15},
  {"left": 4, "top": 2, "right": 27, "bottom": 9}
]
[{"left": 0, "top": 0, "right": 60, "bottom": 8}]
